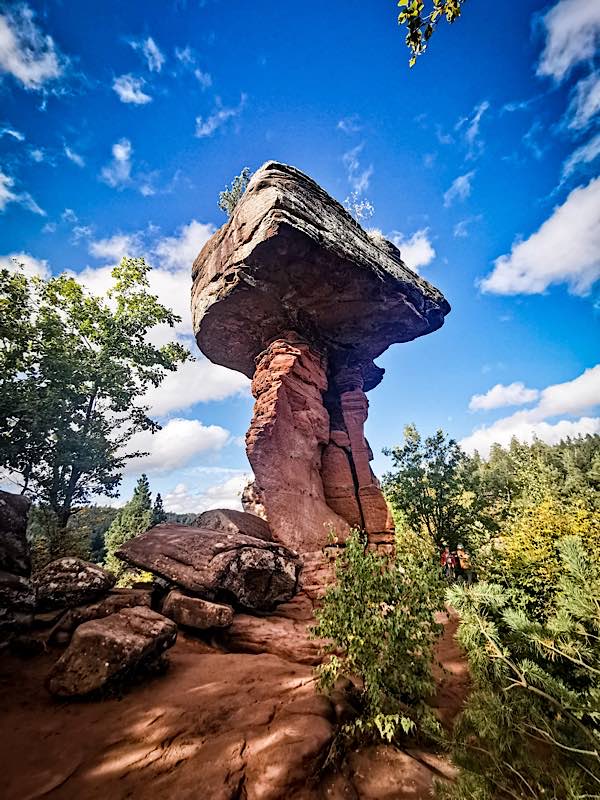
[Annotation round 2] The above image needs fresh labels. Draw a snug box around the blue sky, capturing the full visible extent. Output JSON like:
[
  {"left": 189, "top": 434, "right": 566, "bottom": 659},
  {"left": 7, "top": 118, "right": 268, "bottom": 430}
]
[{"left": 1, "top": 0, "right": 599, "bottom": 512}]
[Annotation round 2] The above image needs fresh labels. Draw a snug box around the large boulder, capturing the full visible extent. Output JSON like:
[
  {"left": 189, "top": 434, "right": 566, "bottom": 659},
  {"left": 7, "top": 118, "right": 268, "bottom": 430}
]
[
  {"left": 162, "top": 589, "right": 234, "bottom": 630},
  {"left": 0, "top": 490, "right": 31, "bottom": 577},
  {"left": 34, "top": 557, "right": 115, "bottom": 610},
  {"left": 195, "top": 507, "right": 272, "bottom": 542},
  {"left": 46, "top": 606, "right": 177, "bottom": 697},
  {"left": 116, "top": 524, "right": 300, "bottom": 611}
]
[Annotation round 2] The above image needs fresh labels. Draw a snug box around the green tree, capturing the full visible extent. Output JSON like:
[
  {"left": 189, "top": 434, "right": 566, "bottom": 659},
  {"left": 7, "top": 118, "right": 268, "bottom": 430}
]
[
  {"left": 0, "top": 258, "right": 190, "bottom": 531},
  {"left": 218, "top": 167, "right": 251, "bottom": 216},
  {"left": 441, "top": 536, "right": 600, "bottom": 800},
  {"left": 104, "top": 474, "right": 153, "bottom": 581},
  {"left": 397, "top": 0, "right": 468, "bottom": 66},
  {"left": 383, "top": 424, "right": 485, "bottom": 549},
  {"left": 152, "top": 492, "right": 167, "bottom": 526}
]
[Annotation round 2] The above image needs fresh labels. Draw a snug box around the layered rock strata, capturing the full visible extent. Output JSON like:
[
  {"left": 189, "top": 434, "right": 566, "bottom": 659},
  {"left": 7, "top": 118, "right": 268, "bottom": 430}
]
[{"left": 192, "top": 161, "right": 450, "bottom": 553}]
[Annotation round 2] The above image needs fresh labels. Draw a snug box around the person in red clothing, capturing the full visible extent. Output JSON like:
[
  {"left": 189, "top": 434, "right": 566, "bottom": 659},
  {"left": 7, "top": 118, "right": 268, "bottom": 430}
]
[{"left": 440, "top": 543, "right": 455, "bottom": 581}]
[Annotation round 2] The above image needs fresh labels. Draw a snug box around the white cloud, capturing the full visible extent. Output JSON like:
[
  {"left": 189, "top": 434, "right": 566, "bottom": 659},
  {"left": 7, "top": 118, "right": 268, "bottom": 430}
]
[
  {"left": 0, "top": 126, "right": 24, "bottom": 141},
  {"left": 64, "top": 145, "right": 85, "bottom": 167},
  {"left": 0, "top": 251, "right": 50, "bottom": 278},
  {"left": 195, "top": 94, "right": 246, "bottom": 137},
  {"left": 100, "top": 138, "right": 133, "bottom": 188},
  {"left": 562, "top": 132, "right": 600, "bottom": 180},
  {"left": 469, "top": 382, "right": 540, "bottom": 411},
  {"left": 453, "top": 215, "right": 482, "bottom": 238},
  {"left": 163, "top": 474, "right": 249, "bottom": 514},
  {"left": 343, "top": 143, "right": 373, "bottom": 193},
  {"left": 131, "top": 37, "right": 164, "bottom": 73},
  {"left": 537, "top": 0, "right": 600, "bottom": 82},
  {"left": 389, "top": 229, "right": 435, "bottom": 271},
  {"left": 481, "top": 176, "right": 600, "bottom": 295},
  {"left": 143, "top": 359, "right": 249, "bottom": 416},
  {"left": 194, "top": 69, "right": 212, "bottom": 89},
  {"left": 175, "top": 46, "right": 195, "bottom": 65},
  {"left": 0, "top": 170, "right": 45, "bottom": 215},
  {"left": 125, "top": 417, "right": 231, "bottom": 473},
  {"left": 337, "top": 115, "right": 362, "bottom": 134},
  {"left": 566, "top": 70, "right": 600, "bottom": 130},
  {"left": 29, "top": 147, "right": 45, "bottom": 163},
  {"left": 153, "top": 219, "right": 215, "bottom": 270},
  {"left": 456, "top": 100, "right": 490, "bottom": 159},
  {"left": 443, "top": 171, "right": 475, "bottom": 207},
  {"left": 113, "top": 74, "right": 152, "bottom": 105},
  {"left": 461, "top": 364, "right": 600, "bottom": 456},
  {"left": 89, "top": 233, "right": 142, "bottom": 262},
  {"left": 0, "top": 4, "right": 65, "bottom": 89}
]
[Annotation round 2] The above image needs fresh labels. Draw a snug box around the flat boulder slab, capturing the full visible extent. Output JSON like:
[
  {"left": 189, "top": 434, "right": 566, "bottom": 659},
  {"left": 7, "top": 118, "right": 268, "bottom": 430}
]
[
  {"left": 34, "top": 557, "right": 115, "bottom": 610},
  {"left": 192, "top": 161, "right": 450, "bottom": 552},
  {"left": 0, "top": 490, "right": 31, "bottom": 577},
  {"left": 46, "top": 606, "right": 177, "bottom": 697},
  {"left": 162, "top": 589, "right": 234, "bottom": 630},
  {"left": 195, "top": 507, "right": 272, "bottom": 542},
  {"left": 116, "top": 523, "right": 300, "bottom": 612}
]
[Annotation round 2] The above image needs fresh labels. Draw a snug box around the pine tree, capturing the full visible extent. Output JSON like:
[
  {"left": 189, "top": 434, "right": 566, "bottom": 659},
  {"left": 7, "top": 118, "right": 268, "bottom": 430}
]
[
  {"left": 104, "top": 475, "right": 153, "bottom": 582},
  {"left": 152, "top": 492, "right": 167, "bottom": 526}
]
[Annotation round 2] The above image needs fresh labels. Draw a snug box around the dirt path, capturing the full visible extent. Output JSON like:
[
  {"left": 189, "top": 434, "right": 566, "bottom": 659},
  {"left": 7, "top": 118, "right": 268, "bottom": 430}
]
[{"left": 0, "top": 614, "right": 469, "bottom": 800}]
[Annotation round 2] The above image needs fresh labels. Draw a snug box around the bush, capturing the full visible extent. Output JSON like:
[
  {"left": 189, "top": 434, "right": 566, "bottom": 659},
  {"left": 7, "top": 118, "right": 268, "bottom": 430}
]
[
  {"left": 312, "top": 528, "right": 445, "bottom": 745},
  {"left": 218, "top": 167, "right": 251, "bottom": 217},
  {"left": 439, "top": 536, "right": 600, "bottom": 799}
]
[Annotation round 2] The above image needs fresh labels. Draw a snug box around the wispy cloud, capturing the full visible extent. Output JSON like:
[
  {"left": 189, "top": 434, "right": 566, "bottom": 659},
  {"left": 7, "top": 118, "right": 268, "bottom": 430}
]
[
  {"left": 537, "top": 0, "right": 600, "bottom": 82},
  {"left": 0, "top": 170, "right": 45, "bottom": 215},
  {"left": 561, "top": 132, "right": 600, "bottom": 180},
  {"left": 343, "top": 143, "right": 373, "bottom": 193},
  {"left": 131, "top": 36, "right": 165, "bottom": 73},
  {"left": 456, "top": 100, "right": 490, "bottom": 159},
  {"left": 566, "top": 70, "right": 600, "bottom": 131},
  {"left": 195, "top": 94, "right": 246, "bottom": 137},
  {"left": 337, "top": 114, "right": 362, "bottom": 134},
  {"left": 0, "top": 126, "right": 24, "bottom": 141},
  {"left": 113, "top": 74, "right": 152, "bottom": 104},
  {"left": 64, "top": 145, "right": 85, "bottom": 167},
  {"left": 0, "top": 4, "right": 67, "bottom": 90},
  {"left": 443, "top": 171, "right": 475, "bottom": 207},
  {"left": 453, "top": 214, "right": 482, "bottom": 238}
]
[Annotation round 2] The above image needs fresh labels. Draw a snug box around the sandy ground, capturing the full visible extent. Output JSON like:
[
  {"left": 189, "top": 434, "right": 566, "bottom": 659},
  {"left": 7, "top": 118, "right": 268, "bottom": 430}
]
[{"left": 0, "top": 612, "right": 469, "bottom": 800}]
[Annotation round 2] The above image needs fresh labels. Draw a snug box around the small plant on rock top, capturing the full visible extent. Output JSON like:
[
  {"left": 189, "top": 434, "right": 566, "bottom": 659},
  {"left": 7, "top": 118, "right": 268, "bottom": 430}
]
[
  {"left": 218, "top": 167, "right": 252, "bottom": 217},
  {"left": 312, "top": 527, "right": 445, "bottom": 746}
]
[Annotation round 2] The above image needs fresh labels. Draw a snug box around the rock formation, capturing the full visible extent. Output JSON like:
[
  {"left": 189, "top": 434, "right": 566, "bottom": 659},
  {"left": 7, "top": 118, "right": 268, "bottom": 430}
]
[
  {"left": 116, "top": 523, "right": 300, "bottom": 611},
  {"left": 34, "top": 557, "right": 115, "bottom": 610},
  {"left": 0, "top": 490, "right": 33, "bottom": 642},
  {"left": 192, "top": 161, "right": 450, "bottom": 552}
]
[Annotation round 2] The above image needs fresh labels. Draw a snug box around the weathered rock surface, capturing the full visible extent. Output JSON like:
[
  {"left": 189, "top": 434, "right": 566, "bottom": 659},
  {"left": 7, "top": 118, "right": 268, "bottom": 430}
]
[
  {"left": 0, "top": 489, "right": 31, "bottom": 576},
  {"left": 192, "top": 161, "right": 450, "bottom": 552},
  {"left": 162, "top": 589, "right": 233, "bottom": 630},
  {"left": 116, "top": 523, "right": 300, "bottom": 611},
  {"left": 34, "top": 557, "right": 115, "bottom": 610},
  {"left": 48, "top": 588, "right": 153, "bottom": 642},
  {"left": 46, "top": 606, "right": 177, "bottom": 697},
  {"left": 195, "top": 507, "right": 272, "bottom": 542}
]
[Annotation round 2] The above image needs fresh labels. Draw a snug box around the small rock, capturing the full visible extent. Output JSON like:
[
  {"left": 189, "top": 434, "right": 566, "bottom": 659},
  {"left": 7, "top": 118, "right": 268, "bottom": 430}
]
[
  {"left": 195, "top": 508, "right": 273, "bottom": 542},
  {"left": 48, "top": 588, "right": 153, "bottom": 643},
  {"left": 34, "top": 558, "right": 115, "bottom": 610},
  {"left": 46, "top": 606, "right": 177, "bottom": 697},
  {"left": 162, "top": 589, "right": 234, "bottom": 630}
]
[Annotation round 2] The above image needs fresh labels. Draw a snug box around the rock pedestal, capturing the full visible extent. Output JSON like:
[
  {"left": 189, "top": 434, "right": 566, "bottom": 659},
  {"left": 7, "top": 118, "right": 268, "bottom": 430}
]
[{"left": 192, "top": 161, "right": 450, "bottom": 552}]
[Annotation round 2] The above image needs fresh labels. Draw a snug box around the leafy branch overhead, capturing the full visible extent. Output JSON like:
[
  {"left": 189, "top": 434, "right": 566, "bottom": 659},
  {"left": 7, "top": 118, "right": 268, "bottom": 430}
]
[{"left": 398, "top": 0, "right": 467, "bottom": 66}]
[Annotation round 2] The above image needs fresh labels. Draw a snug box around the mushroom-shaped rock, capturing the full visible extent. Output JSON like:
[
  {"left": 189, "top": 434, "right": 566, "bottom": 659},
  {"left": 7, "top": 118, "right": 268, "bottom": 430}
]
[
  {"left": 46, "top": 606, "right": 176, "bottom": 697},
  {"left": 192, "top": 161, "right": 450, "bottom": 552},
  {"left": 34, "top": 557, "right": 115, "bottom": 610},
  {"left": 116, "top": 524, "right": 300, "bottom": 611},
  {"left": 195, "top": 508, "right": 272, "bottom": 542}
]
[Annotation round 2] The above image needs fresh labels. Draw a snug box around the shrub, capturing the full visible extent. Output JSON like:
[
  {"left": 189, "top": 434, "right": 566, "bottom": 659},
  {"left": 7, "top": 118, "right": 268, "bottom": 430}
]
[
  {"left": 439, "top": 536, "right": 600, "bottom": 800},
  {"left": 218, "top": 167, "right": 251, "bottom": 217},
  {"left": 312, "top": 528, "right": 445, "bottom": 745}
]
